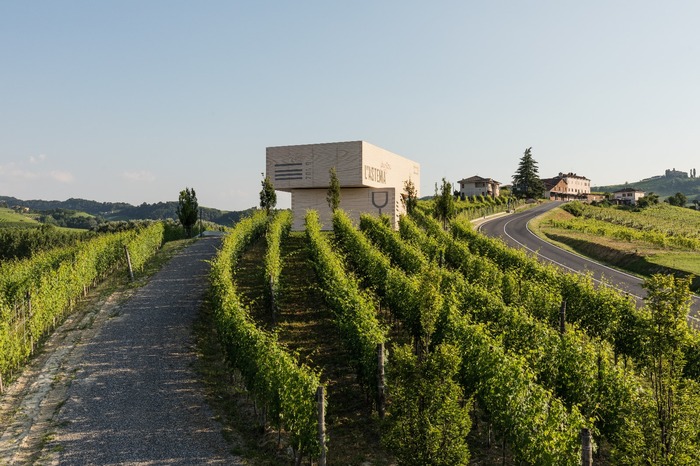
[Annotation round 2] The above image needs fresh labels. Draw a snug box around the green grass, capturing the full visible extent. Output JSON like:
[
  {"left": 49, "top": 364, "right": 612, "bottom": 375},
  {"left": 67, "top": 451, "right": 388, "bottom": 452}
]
[
  {"left": 647, "top": 252, "right": 700, "bottom": 277},
  {"left": 0, "top": 207, "right": 41, "bottom": 227}
]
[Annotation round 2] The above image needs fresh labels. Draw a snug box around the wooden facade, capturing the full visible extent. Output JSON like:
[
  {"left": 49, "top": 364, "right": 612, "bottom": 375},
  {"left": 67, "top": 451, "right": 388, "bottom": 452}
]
[{"left": 266, "top": 141, "right": 420, "bottom": 230}]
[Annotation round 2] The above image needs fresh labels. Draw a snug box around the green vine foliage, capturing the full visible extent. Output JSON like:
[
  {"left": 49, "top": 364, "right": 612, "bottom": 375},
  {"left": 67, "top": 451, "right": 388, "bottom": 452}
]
[
  {"left": 359, "top": 214, "right": 426, "bottom": 275},
  {"left": 305, "top": 209, "right": 387, "bottom": 396},
  {"left": 333, "top": 211, "right": 595, "bottom": 462},
  {"left": 209, "top": 210, "right": 322, "bottom": 459},
  {"left": 359, "top": 210, "right": 671, "bottom": 461},
  {"left": 407, "top": 207, "right": 700, "bottom": 462},
  {"left": 446, "top": 213, "right": 700, "bottom": 380},
  {"left": 0, "top": 222, "right": 164, "bottom": 387},
  {"left": 383, "top": 343, "right": 472, "bottom": 466},
  {"left": 264, "top": 210, "right": 292, "bottom": 314}
]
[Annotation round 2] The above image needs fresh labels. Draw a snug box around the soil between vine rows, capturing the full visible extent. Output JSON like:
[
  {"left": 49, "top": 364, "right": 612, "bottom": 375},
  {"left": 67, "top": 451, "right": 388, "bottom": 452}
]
[{"left": 235, "top": 232, "right": 395, "bottom": 465}]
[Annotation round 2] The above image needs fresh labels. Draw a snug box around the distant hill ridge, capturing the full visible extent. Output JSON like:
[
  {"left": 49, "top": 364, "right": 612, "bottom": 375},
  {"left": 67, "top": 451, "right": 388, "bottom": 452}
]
[
  {"left": 0, "top": 196, "right": 253, "bottom": 226},
  {"left": 592, "top": 173, "right": 700, "bottom": 202}
]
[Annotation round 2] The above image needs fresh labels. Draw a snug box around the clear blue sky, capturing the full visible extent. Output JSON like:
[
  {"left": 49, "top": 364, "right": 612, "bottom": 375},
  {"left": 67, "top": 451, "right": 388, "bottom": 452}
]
[{"left": 2, "top": 1, "right": 698, "bottom": 211}]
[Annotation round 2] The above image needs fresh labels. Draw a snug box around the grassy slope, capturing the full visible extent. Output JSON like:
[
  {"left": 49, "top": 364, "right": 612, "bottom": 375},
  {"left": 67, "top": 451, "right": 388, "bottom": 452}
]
[
  {"left": 531, "top": 207, "right": 700, "bottom": 291},
  {"left": 593, "top": 176, "right": 700, "bottom": 202},
  {"left": 0, "top": 207, "right": 41, "bottom": 227}
]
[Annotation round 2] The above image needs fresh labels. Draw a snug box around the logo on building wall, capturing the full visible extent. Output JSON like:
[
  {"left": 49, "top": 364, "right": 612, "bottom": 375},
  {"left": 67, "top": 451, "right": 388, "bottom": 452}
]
[
  {"left": 372, "top": 191, "right": 389, "bottom": 215},
  {"left": 364, "top": 165, "right": 387, "bottom": 184}
]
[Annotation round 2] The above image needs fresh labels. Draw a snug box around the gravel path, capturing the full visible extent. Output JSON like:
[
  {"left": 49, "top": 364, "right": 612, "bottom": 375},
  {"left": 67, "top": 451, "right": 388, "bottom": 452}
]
[{"left": 39, "top": 237, "right": 244, "bottom": 465}]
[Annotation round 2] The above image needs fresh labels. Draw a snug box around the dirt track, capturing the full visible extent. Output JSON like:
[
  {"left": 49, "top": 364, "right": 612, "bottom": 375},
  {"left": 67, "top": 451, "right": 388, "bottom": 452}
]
[{"left": 0, "top": 237, "right": 244, "bottom": 465}]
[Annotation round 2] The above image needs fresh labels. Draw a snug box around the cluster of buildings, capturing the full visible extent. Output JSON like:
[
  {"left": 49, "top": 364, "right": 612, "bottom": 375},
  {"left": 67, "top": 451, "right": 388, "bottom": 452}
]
[
  {"left": 457, "top": 172, "right": 649, "bottom": 206},
  {"left": 265, "top": 141, "right": 654, "bottom": 231}
]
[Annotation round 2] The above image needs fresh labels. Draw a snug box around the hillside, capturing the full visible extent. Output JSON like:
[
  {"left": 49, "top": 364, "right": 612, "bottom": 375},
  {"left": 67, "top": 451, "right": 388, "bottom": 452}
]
[
  {"left": 593, "top": 175, "right": 700, "bottom": 202},
  {"left": 0, "top": 207, "right": 42, "bottom": 228},
  {"left": 0, "top": 196, "right": 254, "bottom": 226}
]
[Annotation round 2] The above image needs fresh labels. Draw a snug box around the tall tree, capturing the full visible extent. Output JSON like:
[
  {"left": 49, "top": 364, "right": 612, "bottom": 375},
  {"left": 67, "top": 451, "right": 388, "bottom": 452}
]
[
  {"left": 433, "top": 178, "right": 455, "bottom": 230},
  {"left": 326, "top": 167, "right": 341, "bottom": 212},
  {"left": 177, "top": 187, "right": 199, "bottom": 238},
  {"left": 666, "top": 192, "right": 687, "bottom": 207},
  {"left": 259, "top": 174, "right": 277, "bottom": 214},
  {"left": 512, "top": 147, "right": 544, "bottom": 199},
  {"left": 403, "top": 178, "right": 418, "bottom": 215}
]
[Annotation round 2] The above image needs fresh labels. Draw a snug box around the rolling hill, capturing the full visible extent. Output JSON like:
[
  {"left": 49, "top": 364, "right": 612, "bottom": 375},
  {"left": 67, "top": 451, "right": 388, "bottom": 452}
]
[
  {"left": 593, "top": 175, "right": 700, "bottom": 202},
  {"left": 0, "top": 196, "right": 254, "bottom": 227}
]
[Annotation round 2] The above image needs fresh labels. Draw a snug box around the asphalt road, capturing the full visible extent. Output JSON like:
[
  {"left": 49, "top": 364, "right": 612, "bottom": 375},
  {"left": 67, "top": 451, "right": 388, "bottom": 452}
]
[{"left": 477, "top": 202, "right": 700, "bottom": 328}]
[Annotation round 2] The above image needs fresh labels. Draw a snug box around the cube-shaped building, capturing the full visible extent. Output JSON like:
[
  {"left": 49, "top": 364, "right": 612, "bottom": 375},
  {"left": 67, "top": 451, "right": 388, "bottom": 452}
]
[{"left": 266, "top": 141, "right": 420, "bottom": 230}]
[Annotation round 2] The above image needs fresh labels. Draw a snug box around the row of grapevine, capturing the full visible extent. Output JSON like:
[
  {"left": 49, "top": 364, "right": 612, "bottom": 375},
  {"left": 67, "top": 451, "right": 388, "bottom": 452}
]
[
  {"left": 377, "top": 214, "right": 658, "bottom": 452},
  {"left": 0, "top": 226, "right": 95, "bottom": 261},
  {"left": 408, "top": 208, "right": 700, "bottom": 461},
  {"left": 566, "top": 202, "right": 700, "bottom": 239},
  {"left": 304, "top": 210, "right": 387, "bottom": 396},
  {"left": 548, "top": 215, "right": 700, "bottom": 250},
  {"left": 209, "top": 210, "right": 323, "bottom": 460},
  {"left": 332, "top": 210, "right": 589, "bottom": 464},
  {"left": 0, "top": 222, "right": 164, "bottom": 392},
  {"left": 444, "top": 213, "right": 700, "bottom": 382},
  {"left": 263, "top": 210, "right": 292, "bottom": 318}
]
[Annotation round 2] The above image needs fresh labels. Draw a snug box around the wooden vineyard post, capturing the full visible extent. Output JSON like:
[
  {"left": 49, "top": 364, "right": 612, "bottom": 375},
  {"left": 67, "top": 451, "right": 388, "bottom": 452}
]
[
  {"left": 317, "top": 386, "right": 327, "bottom": 466},
  {"left": 270, "top": 277, "right": 276, "bottom": 325},
  {"left": 27, "top": 291, "right": 34, "bottom": 354},
  {"left": 377, "top": 342, "right": 386, "bottom": 419},
  {"left": 559, "top": 300, "right": 567, "bottom": 335},
  {"left": 581, "top": 428, "right": 592, "bottom": 466},
  {"left": 125, "top": 245, "right": 134, "bottom": 281}
]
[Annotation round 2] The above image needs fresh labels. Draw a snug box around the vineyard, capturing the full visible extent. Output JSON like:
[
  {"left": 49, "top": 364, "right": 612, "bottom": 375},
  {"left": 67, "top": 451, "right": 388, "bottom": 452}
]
[
  {"left": 3, "top": 201, "right": 700, "bottom": 464},
  {"left": 208, "top": 206, "right": 700, "bottom": 465},
  {"left": 535, "top": 202, "right": 700, "bottom": 292},
  {"left": 0, "top": 222, "right": 165, "bottom": 393},
  {"left": 549, "top": 202, "right": 700, "bottom": 251}
]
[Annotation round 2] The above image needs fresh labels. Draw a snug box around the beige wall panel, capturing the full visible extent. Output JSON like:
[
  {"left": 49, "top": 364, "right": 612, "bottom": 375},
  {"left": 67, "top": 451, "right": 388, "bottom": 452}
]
[
  {"left": 267, "top": 141, "right": 420, "bottom": 195},
  {"left": 360, "top": 142, "right": 421, "bottom": 196},
  {"left": 267, "top": 141, "right": 364, "bottom": 190},
  {"left": 290, "top": 187, "right": 399, "bottom": 231}
]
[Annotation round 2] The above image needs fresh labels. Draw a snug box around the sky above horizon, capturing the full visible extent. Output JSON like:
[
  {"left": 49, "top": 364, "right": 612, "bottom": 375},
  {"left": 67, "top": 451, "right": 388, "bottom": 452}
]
[{"left": 2, "top": 1, "right": 699, "bottom": 211}]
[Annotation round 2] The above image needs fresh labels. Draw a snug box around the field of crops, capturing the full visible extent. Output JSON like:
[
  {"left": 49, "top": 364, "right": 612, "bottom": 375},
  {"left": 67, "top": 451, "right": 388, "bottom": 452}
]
[
  {"left": 209, "top": 207, "right": 700, "bottom": 465},
  {"left": 555, "top": 203, "right": 700, "bottom": 250}
]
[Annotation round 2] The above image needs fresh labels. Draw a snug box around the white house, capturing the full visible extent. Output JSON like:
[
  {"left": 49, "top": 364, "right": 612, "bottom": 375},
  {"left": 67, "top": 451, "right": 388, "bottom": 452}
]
[
  {"left": 541, "top": 172, "right": 591, "bottom": 200},
  {"left": 613, "top": 188, "right": 645, "bottom": 205},
  {"left": 266, "top": 141, "right": 420, "bottom": 231},
  {"left": 457, "top": 176, "right": 501, "bottom": 198}
]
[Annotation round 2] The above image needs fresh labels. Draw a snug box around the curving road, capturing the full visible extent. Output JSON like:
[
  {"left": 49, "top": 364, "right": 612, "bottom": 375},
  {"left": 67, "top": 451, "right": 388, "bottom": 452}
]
[{"left": 477, "top": 202, "right": 700, "bottom": 328}]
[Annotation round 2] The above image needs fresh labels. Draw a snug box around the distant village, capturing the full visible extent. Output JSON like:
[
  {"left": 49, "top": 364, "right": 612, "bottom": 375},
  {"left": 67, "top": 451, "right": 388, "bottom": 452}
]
[{"left": 459, "top": 166, "right": 697, "bottom": 207}]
